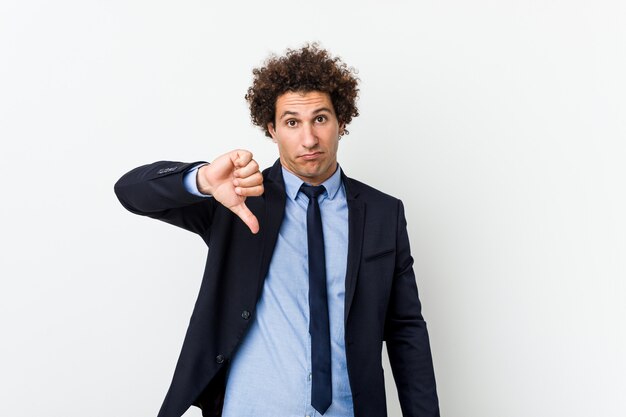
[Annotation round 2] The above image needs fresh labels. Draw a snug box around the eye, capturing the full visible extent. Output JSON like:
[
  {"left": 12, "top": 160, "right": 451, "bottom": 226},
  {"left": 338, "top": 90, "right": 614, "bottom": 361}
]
[
  {"left": 315, "top": 115, "right": 327, "bottom": 123},
  {"left": 286, "top": 119, "right": 297, "bottom": 127}
]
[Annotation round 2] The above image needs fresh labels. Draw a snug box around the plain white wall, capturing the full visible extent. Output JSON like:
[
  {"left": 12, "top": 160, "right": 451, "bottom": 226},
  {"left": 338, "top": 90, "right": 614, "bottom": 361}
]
[{"left": 1, "top": 1, "right": 624, "bottom": 416}]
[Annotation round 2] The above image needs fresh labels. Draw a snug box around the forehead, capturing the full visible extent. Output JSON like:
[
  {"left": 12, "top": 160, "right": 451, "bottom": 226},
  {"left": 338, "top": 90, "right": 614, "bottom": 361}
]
[{"left": 275, "top": 91, "right": 334, "bottom": 115}]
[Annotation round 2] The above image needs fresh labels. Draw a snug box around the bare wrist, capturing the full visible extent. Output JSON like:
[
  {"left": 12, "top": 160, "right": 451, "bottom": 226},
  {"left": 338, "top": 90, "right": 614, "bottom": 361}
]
[{"left": 196, "top": 164, "right": 213, "bottom": 195}]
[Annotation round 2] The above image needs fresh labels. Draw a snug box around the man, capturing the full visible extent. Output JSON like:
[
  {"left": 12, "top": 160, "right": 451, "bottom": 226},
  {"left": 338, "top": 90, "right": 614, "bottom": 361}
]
[{"left": 115, "top": 44, "right": 439, "bottom": 417}]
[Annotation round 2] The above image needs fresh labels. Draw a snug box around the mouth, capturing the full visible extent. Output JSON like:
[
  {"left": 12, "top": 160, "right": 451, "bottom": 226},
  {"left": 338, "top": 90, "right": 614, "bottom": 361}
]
[{"left": 300, "top": 152, "right": 323, "bottom": 160}]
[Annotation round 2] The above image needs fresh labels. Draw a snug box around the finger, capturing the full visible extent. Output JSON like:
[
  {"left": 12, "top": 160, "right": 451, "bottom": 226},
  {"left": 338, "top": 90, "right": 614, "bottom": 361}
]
[
  {"left": 234, "top": 159, "right": 259, "bottom": 178},
  {"left": 235, "top": 184, "right": 264, "bottom": 197},
  {"left": 233, "top": 172, "right": 263, "bottom": 187},
  {"left": 230, "top": 203, "right": 260, "bottom": 234},
  {"left": 232, "top": 150, "right": 253, "bottom": 168}
]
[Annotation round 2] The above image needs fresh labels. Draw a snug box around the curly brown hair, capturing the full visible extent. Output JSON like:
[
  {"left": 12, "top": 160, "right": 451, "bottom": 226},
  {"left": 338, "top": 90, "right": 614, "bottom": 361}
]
[{"left": 245, "top": 43, "right": 360, "bottom": 138}]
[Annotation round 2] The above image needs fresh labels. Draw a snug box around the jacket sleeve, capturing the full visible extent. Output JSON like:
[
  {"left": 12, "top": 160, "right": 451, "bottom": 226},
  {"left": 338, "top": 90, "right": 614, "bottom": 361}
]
[
  {"left": 384, "top": 200, "right": 440, "bottom": 417},
  {"left": 114, "top": 160, "right": 217, "bottom": 237}
]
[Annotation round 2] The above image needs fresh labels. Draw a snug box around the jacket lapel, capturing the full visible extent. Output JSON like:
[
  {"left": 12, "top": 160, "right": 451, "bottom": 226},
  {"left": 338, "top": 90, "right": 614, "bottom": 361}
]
[
  {"left": 256, "top": 162, "right": 364, "bottom": 322},
  {"left": 342, "top": 173, "right": 365, "bottom": 324},
  {"left": 256, "top": 159, "right": 286, "bottom": 299}
]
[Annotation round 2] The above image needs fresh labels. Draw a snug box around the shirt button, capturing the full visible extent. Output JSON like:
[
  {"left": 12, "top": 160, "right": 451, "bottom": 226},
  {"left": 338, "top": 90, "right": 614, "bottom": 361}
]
[
  {"left": 241, "top": 310, "right": 251, "bottom": 320},
  {"left": 216, "top": 354, "right": 225, "bottom": 364}
]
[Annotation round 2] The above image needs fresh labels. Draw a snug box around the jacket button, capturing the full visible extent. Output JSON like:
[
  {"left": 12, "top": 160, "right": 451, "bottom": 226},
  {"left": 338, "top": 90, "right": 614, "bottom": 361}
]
[
  {"left": 216, "top": 354, "right": 225, "bottom": 364},
  {"left": 241, "top": 310, "right": 251, "bottom": 320}
]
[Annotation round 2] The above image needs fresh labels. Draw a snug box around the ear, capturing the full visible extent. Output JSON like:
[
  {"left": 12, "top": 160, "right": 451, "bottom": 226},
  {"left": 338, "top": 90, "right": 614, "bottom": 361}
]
[{"left": 268, "top": 122, "right": 277, "bottom": 142}]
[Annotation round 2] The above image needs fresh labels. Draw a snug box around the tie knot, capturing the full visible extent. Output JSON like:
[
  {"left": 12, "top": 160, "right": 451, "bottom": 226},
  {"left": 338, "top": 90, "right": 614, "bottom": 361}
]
[{"left": 300, "top": 184, "right": 326, "bottom": 200}]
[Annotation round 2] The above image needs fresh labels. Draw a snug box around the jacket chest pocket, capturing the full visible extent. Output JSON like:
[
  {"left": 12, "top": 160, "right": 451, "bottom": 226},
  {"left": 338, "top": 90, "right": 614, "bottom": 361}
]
[
  {"left": 363, "top": 248, "right": 394, "bottom": 263},
  {"left": 361, "top": 248, "right": 396, "bottom": 298}
]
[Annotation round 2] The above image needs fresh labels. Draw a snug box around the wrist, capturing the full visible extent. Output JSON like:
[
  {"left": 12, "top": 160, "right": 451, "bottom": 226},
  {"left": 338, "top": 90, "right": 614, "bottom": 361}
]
[{"left": 196, "top": 164, "right": 213, "bottom": 195}]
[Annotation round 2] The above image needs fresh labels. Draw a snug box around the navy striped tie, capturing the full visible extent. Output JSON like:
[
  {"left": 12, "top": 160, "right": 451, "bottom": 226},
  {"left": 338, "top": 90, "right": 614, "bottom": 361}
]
[{"left": 300, "top": 184, "right": 332, "bottom": 414}]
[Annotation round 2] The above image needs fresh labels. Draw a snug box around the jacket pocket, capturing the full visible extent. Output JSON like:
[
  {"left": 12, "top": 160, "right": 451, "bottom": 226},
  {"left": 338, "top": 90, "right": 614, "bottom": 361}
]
[{"left": 364, "top": 248, "right": 394, "bottom": 262}]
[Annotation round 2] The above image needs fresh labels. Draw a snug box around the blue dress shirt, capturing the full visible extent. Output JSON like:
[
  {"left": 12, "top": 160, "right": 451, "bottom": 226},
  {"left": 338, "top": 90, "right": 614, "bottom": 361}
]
[{"left": 184, "top": 164, "right": 353, "bottom": 417}]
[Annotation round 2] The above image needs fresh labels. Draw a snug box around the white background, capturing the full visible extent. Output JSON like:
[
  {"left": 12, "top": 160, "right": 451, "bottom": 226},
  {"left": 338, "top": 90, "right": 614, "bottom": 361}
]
[{"left": 1, "top": 1, "right": 624, "bottom": 416}]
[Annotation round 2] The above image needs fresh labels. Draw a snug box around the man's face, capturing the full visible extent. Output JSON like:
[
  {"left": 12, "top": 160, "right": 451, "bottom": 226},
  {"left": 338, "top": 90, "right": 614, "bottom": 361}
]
[{"left": 268, "top": 90, "right": 343, "bottom": 186}]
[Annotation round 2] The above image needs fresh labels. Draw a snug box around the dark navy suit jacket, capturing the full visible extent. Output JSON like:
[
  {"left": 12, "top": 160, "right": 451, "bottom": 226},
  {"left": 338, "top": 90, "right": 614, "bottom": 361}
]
[{"left": 114, "top": 159, "right": 439, "bottom": 417}]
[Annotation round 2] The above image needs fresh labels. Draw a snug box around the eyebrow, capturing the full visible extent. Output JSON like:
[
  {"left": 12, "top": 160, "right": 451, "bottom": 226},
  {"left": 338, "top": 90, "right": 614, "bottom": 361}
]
[{"left": 279, "top": 107, "right": 333, "bottom": 120}]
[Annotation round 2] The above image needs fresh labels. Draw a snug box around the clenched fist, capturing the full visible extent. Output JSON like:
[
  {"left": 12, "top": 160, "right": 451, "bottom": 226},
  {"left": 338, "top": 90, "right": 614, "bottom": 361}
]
[{"left": 196, "top": 149, "right": 264, "bottom": 234}]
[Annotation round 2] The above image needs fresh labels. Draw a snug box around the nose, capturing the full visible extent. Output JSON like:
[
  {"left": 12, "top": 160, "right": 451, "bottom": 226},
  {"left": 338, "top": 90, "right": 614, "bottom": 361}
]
[{"left": 301, "top": 122, "right": 318, "bottom": 149}]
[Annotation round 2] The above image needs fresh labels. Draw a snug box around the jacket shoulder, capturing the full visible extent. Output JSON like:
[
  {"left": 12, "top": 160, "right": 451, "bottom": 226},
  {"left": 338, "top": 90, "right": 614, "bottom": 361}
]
[{"left": 344, "top": 176, "right": 401, "bottom": 205}]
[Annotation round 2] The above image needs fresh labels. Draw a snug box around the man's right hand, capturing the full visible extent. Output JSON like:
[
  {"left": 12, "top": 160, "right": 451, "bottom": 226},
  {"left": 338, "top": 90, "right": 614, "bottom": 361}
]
[{"left": 197, "top": 150, "right": 264, "bottom": 234}]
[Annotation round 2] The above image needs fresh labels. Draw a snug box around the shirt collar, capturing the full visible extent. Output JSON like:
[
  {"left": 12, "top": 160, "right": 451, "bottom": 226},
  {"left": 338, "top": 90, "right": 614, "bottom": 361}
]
[{"left": 282, "top": 164, "right": 343, "bottom": 202}]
